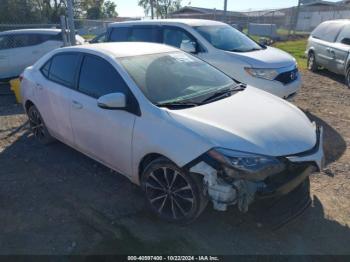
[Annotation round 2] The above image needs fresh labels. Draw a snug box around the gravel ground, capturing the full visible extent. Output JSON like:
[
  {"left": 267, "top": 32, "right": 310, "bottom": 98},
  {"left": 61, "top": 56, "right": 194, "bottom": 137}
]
[{"left": 0, "top": 69, "right": 349, "bottom": 255}]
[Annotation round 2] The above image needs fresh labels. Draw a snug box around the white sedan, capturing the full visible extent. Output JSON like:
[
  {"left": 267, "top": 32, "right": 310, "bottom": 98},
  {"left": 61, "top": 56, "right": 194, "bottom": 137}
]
[
  {"left": 0, "top": 29, "right": 85, "bottom": 80},
  {"left": 21, "top": 42, "right": 324, "bottom": 223}
]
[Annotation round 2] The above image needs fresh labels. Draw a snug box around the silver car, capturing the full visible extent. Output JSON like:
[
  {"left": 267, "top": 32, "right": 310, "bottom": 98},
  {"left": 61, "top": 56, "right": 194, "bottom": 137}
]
[{"left": 306, "top": 19, "right": 350, "bottom": 87}]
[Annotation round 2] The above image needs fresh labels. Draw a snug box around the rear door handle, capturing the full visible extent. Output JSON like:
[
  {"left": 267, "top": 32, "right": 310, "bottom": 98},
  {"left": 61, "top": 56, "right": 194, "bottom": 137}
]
[{"left": 72, "top": 100, "right": 83, "bottom": 109}]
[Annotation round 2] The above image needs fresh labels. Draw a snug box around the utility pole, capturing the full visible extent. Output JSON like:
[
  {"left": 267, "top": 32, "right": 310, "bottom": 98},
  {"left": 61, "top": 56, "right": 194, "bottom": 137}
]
[
  {"left": 223, "top": 0, "right": 228, "bottom": 22},
  {"left": 293, "top": 0, "right": 301, "bottom": 35},
  {"left": 151, "top": 0, "right": 154, "bottom": 19},
  {"left": 66, "top": 0, "right": 76, "bottom": 45}
]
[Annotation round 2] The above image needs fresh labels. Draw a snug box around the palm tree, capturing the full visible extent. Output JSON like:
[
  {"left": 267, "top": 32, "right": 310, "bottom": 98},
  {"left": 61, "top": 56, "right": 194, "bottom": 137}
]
[{"left": 138, "top": 0, "right": 154, "bottom": 18}]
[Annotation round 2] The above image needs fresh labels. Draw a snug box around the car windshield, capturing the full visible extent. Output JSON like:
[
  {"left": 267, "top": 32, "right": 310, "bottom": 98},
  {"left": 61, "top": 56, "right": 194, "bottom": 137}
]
[
  {"left": 194, "top": 25, "right": 262, "bottom": 52},
  {"left": 120, "top": 51, "right": 236, "bottom": 106}
]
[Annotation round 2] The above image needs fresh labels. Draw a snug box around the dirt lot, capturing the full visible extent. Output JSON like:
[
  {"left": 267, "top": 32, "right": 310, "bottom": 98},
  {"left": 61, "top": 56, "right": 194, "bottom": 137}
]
[{"left": 0, "top": 69, "right": 349, "bottom": 255}]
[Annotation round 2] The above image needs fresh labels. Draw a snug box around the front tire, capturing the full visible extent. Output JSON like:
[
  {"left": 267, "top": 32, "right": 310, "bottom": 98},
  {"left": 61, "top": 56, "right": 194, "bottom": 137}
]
[
  {"left": 27, "top": 105, "right": 55, "bottom": 145},
  {"left": 141, "top": 157, "right": 208, "bottom": 224},
  {"left": 307, "top": 52, "right": 318, "bottom": 72}
]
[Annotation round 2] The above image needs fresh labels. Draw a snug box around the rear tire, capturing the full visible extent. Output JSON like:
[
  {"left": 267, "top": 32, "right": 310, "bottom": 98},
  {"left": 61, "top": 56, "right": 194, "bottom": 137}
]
[
  {"left": 27, "top": 105, "right": 55, "bottom": 145},
  {"left": 307, "top": 52, "right": 318, "bottom": 72},
  {"left": 141, "top": 157, "right": 208, "bottom": 224},
  {"left": 345, "top": 67, "right": 350, "bottom": 89}
]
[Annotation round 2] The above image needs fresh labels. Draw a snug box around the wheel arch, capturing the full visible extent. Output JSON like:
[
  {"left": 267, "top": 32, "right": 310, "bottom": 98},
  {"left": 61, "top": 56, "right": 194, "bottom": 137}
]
[
  {"left": 138, "top": 153, "right": 169, "bottom": 184},
  {"left": 24, "top": 99, "right": 35, "bottom": 113},
  {"left": 308, "top": 48, "right": 315, "bottom": 55}
]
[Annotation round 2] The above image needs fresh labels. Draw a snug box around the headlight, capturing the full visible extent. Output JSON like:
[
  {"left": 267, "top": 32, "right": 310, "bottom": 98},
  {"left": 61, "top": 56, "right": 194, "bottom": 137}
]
[
  {"left": 208, "top": 148, "right": 285, "bottom": 181},
  {"left": 244, "top": 68, "right": 279, "bottom": 81}
]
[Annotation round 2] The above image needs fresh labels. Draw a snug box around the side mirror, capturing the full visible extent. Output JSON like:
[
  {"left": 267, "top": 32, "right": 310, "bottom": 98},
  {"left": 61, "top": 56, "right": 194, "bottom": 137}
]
[
  {"left": 341, "top": 37, "right": 350, "bottom": 45},
  {"left": 97, "top": 93, "right": 126, "bottom": 110},
  {"left": 180, "top": 40, "right": 197, "bottom": 53}
]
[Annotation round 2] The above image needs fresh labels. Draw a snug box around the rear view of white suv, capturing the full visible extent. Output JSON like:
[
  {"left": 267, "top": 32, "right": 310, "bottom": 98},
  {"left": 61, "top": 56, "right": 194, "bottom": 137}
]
[
  {"left": 0, "top": 29, "right": 85, "bottom": 80},
  {"left": 107, "top": 19, "right": 301, "bottom": 99}
]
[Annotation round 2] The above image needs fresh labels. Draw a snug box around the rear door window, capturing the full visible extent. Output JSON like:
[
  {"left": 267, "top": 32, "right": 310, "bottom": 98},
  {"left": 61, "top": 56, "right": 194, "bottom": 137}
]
[
  {"left": 49, "top": 53, "right": 80, "bottom": 88},
  {"left": 130, "top": 27, "right": 161, "bottom": 42},
  {"left": 312, "top": 22, "right": 343, "bottom": 42},
  {"left": 109, "top": 27, "right": 131, "bottom": 41},
  {"left": 11, "top": 34, "right": 42, "bottom": 48},
  {"left": 0, "top": 35, "right": 11, "bottom": 50},
  {"left": 78, "top": 55, "right": 129, "bottom": 98}
]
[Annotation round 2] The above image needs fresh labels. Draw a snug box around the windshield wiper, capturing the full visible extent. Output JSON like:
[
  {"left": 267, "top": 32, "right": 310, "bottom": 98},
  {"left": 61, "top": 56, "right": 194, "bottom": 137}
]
[
  {"left": 156, "top": 101, "right": 199, "bottom": 109},
  {"left": 229, "top": 48, "right": 261, "bottom": 52},
  {"left": 200, "top": 84, "right": 246, "bottom": 104}
]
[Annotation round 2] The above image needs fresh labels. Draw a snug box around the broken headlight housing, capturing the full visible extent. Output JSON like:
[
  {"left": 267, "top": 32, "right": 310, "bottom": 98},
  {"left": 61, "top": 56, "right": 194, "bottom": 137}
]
[{"left": 208, "top": 148, "right": 286, "bottom": 181}]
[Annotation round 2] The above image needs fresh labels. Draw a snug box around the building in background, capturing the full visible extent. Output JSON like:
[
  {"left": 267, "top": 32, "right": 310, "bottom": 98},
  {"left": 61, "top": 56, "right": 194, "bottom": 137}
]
[{"left": 169, "top": 0, "right": 350, "bottom": 33}]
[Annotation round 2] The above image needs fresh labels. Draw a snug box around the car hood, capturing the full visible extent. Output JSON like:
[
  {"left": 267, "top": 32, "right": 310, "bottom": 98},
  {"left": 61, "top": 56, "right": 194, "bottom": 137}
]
[
  {"left": 167, "top": 87, "right": 316, "bottom": 156},
  {"left": 227, "top": 46, "right": 296, "bottom": 69}
]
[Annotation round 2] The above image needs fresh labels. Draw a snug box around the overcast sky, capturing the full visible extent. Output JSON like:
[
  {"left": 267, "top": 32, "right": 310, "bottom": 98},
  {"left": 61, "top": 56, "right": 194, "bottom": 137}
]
[{"left": 113, "top": 0, "right": 341, "bottom": 17}]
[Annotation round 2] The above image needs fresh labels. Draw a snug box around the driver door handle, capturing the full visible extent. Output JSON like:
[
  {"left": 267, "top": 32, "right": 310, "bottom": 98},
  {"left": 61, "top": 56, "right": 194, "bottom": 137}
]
[{"left": 72, "top": 100, "right": 83, "bottom": 109}]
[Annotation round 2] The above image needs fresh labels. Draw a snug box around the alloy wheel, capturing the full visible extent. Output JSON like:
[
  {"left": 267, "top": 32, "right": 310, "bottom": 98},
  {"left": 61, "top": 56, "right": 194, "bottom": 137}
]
[
  {"left": 28, "top": 107, "right": 45, "bottom": 140},
  {"left": 346, "top": 69, "right": 350, "bottom": 88},
  {"left": 144, "top": 167, "right": 195, "bottom": 220},
  {"left": 308, "top": 55, "right": 314, "bottom": 69}
]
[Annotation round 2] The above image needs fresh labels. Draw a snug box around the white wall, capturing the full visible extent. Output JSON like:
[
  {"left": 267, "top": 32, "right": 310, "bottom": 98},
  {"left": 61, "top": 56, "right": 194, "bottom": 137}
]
[{"left": 297, "top": 10, "right": 350, "bottom": 32}]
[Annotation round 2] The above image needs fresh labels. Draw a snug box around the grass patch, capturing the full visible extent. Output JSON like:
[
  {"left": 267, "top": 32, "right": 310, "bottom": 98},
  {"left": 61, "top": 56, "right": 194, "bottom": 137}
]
[
  {"left": 82, "top": 34, "right": 96, "bottom": 40},
  {"left": 273, "top": 39, "right": 308, "bottom": 69}
]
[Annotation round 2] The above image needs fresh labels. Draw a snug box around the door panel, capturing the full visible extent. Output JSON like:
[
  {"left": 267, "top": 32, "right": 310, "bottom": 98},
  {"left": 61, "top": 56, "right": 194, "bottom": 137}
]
[
  {"left": 0, "top": 50, "right": 10, "bottom": 78},
  {"left": 35, "top": 52, "right": 81, "bottom": 144},
  {"left": 312, "top": 39, "right": 332, "bottom": 68},
  {"left": 69, "top": 91, "right": 135, "bottom": 175},
  {"left": 328, "top": 43, "right": 349, "bottom": 74},
  {"left": 0, "top": 35, "right": 12, "bottom": 78},
  {"left": 37, "top": 77, "right": 75, "bottom": 144},
  {"left": 70, "top": 54, "right": 136, "bottom": 175}
]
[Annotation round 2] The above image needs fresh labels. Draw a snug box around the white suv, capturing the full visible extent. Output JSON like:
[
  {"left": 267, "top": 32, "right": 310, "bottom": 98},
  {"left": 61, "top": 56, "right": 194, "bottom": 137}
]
[
  {"left": 21, "top": 43, "right": 323, "bottom": 224},
  {"left": 0, "top": 29, "right": 85, "bottom": 80},
  {"left": 107, "top": 19, "right": 301, "bottom": 99}
]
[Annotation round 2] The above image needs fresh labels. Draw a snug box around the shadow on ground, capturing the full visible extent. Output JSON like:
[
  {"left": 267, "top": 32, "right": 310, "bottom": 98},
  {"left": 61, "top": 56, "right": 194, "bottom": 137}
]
[
  {"left": 305, "top": 112, "right": 347, "bottom": 165},
  {"left": 314, "top": 69, "right": 347, "bottom": 87},
  {"left": 0, "top": 83, "right": 23, "bottom": 117},
  {"left": 0, "top": 111, "right": 349, "bottom": 255}
]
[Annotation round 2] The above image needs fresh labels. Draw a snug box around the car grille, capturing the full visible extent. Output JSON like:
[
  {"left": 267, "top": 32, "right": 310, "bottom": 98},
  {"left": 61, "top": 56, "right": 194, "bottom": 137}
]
[{"left": 274, "top": 68, "right": 298, "bottom": 85}]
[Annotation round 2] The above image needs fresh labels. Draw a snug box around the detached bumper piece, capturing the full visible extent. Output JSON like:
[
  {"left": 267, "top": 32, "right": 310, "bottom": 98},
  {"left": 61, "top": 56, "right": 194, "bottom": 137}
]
[{"left": 252, "top": 177, "right": 311, "bottom": 230}]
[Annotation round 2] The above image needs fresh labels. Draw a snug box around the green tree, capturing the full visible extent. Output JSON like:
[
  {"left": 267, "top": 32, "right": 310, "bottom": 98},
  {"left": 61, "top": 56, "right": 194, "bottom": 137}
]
[
  {"left": 138, "top": 0, "right": 181, "bottom": 19},
  {"left": 103, "top": 0, "right": 118, "bottom": 18}
]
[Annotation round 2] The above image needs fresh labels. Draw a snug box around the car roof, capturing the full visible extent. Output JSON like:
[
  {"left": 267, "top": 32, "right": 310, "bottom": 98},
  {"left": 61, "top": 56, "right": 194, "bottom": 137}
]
[
  {"left": 322, "top": 19, "right": 350, "bottom": 25},
  {"left": 0, "top": 28, "right": 61, "bottom": 36},
  {"left": 61, "top": 42, "right": 180, "bottom": 58},
  {"left": 109, "top": 19, "right": 226, "bottom": 27}
]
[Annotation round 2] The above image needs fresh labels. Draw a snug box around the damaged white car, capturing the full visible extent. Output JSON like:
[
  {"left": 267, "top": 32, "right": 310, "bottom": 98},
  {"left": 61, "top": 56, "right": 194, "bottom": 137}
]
[{"left": 21, "top": 42, "right": 324, "bottom": 224}]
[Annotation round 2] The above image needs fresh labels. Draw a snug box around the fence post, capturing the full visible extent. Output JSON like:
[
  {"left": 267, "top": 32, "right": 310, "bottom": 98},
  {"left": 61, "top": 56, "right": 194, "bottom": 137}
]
[
  {"left": 67, "top": 0, "right": 76, "bottom": 46},
  {"left": 60, "top": 15, "right": 69, "bottom": 47},
  {"left": 224, "top": 0, "right": 228, "bottom": 23}
]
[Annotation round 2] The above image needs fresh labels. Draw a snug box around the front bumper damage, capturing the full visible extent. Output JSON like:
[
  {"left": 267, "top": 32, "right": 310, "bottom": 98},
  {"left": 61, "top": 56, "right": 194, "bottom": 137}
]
[{"left": 188, "top": 126, "right": 325, "bottom": 213}]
